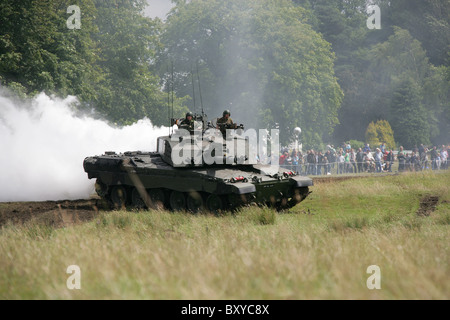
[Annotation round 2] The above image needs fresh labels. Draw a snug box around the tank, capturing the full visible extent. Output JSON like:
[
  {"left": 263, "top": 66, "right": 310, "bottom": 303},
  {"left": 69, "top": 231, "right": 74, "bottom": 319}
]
[{"left": 83, "top": 114, "right": 313, "bottom": 213}]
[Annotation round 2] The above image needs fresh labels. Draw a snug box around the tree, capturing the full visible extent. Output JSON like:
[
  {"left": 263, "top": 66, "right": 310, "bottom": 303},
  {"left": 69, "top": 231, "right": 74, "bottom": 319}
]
[
  {"left": 0, "top": 0, "right": 101, "bottom": 100},
  {"left": 0, "top": 0, "right": 177, "bottom": 126},
  {"left": 365, "top": 122, "right": 379, "bottom": 149},
  {"left": 92, "top": 0, "right": 175, "bottom": 125},
  {"left": 377, "top": 120, "right": 395, "bottom": 150},
  {"left": 390, "top": 78, "right": 430, "bottom": 149},
  {"left": 374, "top": 0, "right": 450, "bottom": 66},
  {"left": 365, "top": 120, "right": 395, "bottom": 150},
  {"left": 159, "top": 0, "right": 343, "bottom": 146},
  {"left": 299, "top": 0, "right": 385, "bottom": 143},
  {"left": 335, "top": 27, "right": 448, "bottom": 146}
]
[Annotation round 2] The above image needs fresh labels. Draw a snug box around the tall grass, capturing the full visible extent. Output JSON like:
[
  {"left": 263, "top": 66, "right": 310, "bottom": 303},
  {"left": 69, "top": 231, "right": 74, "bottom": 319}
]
[{"left": 0, "top": 171, "right": 449, "bottom": 299}]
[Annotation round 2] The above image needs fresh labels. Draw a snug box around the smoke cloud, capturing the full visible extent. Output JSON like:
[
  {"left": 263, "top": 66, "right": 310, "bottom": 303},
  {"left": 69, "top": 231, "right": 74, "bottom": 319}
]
[{"left": 0, "top": 92, "right": 168, "bottom": 202}]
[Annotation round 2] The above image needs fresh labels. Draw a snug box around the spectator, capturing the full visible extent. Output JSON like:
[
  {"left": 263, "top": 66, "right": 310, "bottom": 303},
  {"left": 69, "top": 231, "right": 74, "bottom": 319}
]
[
  {"left": 419, "top": 146, "right": 428, "bottom": 170},
  {"left": 317, "top": 151, "right": 324, "bottom": 175},
  {"left": 398, "top": 150, "right": 406, "bottom": 172},
  {"left": 386, "top": 149, "right": 395, "bottom": 172},
  {"left": 364, "top": 152, "right": 375, "bottom": 172},
  {"left": 441, "top": 145, "right": 448, "bottom": 170},
  {"left": 419, "top": 144, "right": 425, "bottom": 158},
  {"left": 346, "top": 142, "right": 351, "bottom": 153},
  {"left": 314, "top": 152, "right": 320, "bottom": 175},
  {"left": 410, "top": 152, "right": 420, "bottom": 171},
  {"left": 431, "top": 146, "right": 439, "bottom": 170},
  {"left": 325, "top": 156, "right": 331, "bottom": 175},
  {"left": 327, "top": 144, "right": 336, "bottom": 153},
  {"left": 380, "top": 142, "right": 386, "bottom": 153},
  {"left": 307, "top": 150, "right": 315, "bottom": 175},
  {"left": 291, "top": 150, "right": 299, "bottom": 173},
  {"left": 356, "top": 148, "right": 364, "bottom": 173},
  {"left": 374, "top": 148, "right": 383, "bottom": 173},
  {"left": 344, "top": 151, "right": 351, "bottom": 173},
  {"left": 363, "top": 143, "right": 371, "bottom": 153},
  {"left": 337, "top": 152, "right": 345, "bottom": 174},
  {"left": 328, "top": 149, "right": 336, "bottom": 171},
  {"left": 436, "top": 153, "right": 441, "bottom": 170},
  {"left": 405, "top": 153, "right": 412, "bottom": 171},
  {"left": 349, "top": 149, "right": 357, "bottom": 173},
  {"left": 279, "top": 150, "right": 289, "bottom": 166}
]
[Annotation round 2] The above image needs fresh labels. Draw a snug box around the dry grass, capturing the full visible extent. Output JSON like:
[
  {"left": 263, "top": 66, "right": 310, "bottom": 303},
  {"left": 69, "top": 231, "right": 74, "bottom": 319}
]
[{"left": 0, "top": 171, "right": 449, "bottom": 299}]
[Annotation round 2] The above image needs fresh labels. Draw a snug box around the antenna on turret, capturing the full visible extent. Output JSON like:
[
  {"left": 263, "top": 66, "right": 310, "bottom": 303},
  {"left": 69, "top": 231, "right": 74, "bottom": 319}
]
[
  {"left": 167, "top": 61, "right": 175, "bottom": 137},
  {"left": 171, "top": 61, "right": 174, "bottom": 135},
  {"left": 196, "top": 61, "right": 204, "bottom": 117},
  {"left": 191, "top": 69, "right": 197, "bottom": 114},
  {"left": 167, "top": 62, "right": 171, "bottom": 137}
]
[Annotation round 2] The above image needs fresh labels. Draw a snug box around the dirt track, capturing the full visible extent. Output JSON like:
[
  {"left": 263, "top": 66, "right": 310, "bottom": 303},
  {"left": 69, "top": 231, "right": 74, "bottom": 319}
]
[{"left": 0, "top": 198, "right": 109, "bottom": 228}]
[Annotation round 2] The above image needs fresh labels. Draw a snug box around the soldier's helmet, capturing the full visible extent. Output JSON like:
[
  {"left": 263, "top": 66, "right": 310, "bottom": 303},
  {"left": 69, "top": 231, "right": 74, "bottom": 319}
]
[
  {"left": 186, "top": 112, "right": 194, "bottom": 118},
  {"left": 223, "top": 110, "right": 230, "bottom": 117}
]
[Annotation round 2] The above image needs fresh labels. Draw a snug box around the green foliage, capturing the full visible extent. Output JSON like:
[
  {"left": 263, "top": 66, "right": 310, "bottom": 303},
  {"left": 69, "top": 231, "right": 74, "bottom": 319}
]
[
  {"left": 377, "top": 120, "right": 395, "bottom": 150},
  {"left": 365, "top": 120, "right": 395, "bottom": 150},
  {"left": 0, "top": 0, "right": 180, "bottom": 126},
  {"left": 0, "top": 0, "right": 101, "bottom": 99},
  {"left": 91, "top": 0, "right": 173, "bottom": 125},
  {"left": 160, "top": 0, "right": 343, "bottom": 145},
  {"left": 375, "top": 0, "right": 450, "bottom": 66},
  {"left": 336, "top": 26, "right": 448, "bottom": 146},
  {"left": 390, "top": 78, "right": 430, "bottom": 149},
  {"left": 365, "top": 122, "right": 379, "bottom": 149}
]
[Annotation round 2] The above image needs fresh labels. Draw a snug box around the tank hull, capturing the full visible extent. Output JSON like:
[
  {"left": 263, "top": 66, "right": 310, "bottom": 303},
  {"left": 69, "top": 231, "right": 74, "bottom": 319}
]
[{"left": 83, "top": 151, "right": 313, "bottom": 212}]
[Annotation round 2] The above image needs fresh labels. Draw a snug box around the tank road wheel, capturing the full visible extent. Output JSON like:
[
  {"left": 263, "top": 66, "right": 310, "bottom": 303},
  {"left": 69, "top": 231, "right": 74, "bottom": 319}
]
[
  {"left": 148, "top": 189, "right": 166, "bottom": 210},
  {"left": 288, "top": 187, "right": 310, "bottom": 208},
  {"left": 131, "top": 188, "right": 147, "bottom": 210},
  {"left": 110, "top": 186, "right": 127, "bottom": 210},
  {"left": 169, "top": 191, "right": 186, "bottom": 211},
  {"left": 95, "top": 179, "right": 108, "bottom": 198},
  {"left": 206, "top": 194, "right": 224, "bottom": 215},
  {"left": 186, "top": 192, "right": 205, "bottom": 214},
  {"left": 277, "top": 197, "right": 289, "bottom": 211}
]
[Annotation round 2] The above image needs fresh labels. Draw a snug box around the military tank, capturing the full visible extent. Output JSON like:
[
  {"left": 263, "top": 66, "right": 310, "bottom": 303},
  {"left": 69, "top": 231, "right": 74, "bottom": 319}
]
[{"left": 83, "top": 113, "right": 313, "bottom": 213}]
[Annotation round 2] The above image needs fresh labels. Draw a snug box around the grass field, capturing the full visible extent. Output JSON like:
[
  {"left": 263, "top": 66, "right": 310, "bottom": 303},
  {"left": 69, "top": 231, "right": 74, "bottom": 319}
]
[{"left": 1, "top": 171, "right": 449, "bottom": 299}]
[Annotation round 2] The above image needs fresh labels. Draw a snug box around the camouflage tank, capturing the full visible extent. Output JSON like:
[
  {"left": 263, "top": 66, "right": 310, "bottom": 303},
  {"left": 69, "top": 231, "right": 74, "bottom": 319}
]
[{"left": 83, "top": 114, "right": 313, "bottom": 213}]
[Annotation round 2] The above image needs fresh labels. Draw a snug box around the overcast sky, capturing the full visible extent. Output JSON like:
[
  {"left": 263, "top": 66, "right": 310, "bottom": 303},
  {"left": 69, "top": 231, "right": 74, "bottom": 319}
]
[{"left": 143, "top": 0, "right": 174, "bottom": 19}]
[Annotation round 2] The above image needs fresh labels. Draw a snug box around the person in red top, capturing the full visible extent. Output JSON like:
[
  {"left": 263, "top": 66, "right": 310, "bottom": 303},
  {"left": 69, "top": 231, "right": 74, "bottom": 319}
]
[{"left": 279, "top": 150, "right": 289, "bottom": 165}]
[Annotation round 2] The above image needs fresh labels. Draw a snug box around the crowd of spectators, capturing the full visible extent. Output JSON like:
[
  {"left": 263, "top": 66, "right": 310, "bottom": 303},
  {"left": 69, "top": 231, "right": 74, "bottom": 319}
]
[{"left": 278, "top": 142, "right": 449, "bottom": 176}]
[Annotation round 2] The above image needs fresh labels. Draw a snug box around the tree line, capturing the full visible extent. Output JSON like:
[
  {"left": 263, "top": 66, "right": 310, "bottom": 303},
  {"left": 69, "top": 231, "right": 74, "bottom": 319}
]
[{"left": 1, "top": 0, "right": 448, "bottom": 148}]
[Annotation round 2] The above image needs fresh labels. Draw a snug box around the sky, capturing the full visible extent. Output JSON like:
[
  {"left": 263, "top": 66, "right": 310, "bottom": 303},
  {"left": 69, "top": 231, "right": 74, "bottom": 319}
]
[{"left": 143, "top": 0, "right": 174, "bottom": 19}]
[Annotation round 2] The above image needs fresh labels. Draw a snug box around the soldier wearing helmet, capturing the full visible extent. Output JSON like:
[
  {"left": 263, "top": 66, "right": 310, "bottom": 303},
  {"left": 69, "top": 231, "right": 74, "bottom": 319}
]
[
  {"left": 216, "top": 109, "right": 237, "bottom": 134},
  {"left": 179, "top": 111, "right": 195, "bottom": 132}
]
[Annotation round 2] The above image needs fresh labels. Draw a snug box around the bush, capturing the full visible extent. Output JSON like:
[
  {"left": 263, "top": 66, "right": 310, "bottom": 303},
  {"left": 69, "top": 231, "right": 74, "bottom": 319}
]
[{"left": 365, "top": 120, "right": 396, "bottom": 150}]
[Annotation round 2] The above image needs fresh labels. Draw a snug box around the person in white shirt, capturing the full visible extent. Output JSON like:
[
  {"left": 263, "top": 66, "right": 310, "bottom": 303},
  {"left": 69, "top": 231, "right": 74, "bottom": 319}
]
[
  {"left": 441, "top": 145, "right": 448, "bottom": 170},
  {"left": 374, "top": 148, "right": 383, "bottom": 173},
  {"left": 338, "top": 152, "right": 345, "bottom": 174}
]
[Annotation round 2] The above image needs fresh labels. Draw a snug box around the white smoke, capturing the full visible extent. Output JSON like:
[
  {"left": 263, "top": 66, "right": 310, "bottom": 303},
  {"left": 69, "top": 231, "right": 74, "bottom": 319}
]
[{"left": 0, "top": 92, "right": 169, "bottom": 201}]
